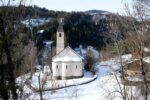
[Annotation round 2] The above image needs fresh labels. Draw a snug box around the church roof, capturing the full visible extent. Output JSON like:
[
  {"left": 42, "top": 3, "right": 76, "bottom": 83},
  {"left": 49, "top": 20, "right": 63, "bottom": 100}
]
[
  {"left": 57, "top": 23, "right": 64, "bottom": 32},
  {"left": 52, "top": 46, "right": 83, "bottom": 62}
]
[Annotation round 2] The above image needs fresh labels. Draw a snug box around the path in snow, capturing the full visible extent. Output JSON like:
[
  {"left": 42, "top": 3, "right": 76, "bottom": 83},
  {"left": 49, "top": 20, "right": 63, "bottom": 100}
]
[
  {"left": 22, "top": 54, "right": 150, "bottom": 100},
  {"left": 30, "top": 63, "right": 121, "bottom": 100}
]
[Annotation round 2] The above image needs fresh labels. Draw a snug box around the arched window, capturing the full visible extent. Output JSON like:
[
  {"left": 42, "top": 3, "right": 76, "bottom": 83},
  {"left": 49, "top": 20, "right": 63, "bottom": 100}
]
[
  {"left": 66, "top": 65, "right": 68, "bottom": 69},
  {"left": 59, "top": 33, "right": 61, "bottom": 37},
  {"left": 76, "top": 65, "right": 78, "bottom": 69},
  {"left": 56, "top": 65, "right": 58, "bottom": 69}
]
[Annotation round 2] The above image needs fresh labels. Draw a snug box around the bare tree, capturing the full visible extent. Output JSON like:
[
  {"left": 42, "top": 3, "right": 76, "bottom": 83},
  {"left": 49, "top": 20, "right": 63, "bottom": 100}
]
[
  {"left": 104, "top": 0, "right": 150, "bottom": 99},
  {"left": 123, "top": 0, "right": 150, "bottom": 99},
  {"left": 0, "top": 0, "right": 35, "bottom": 99},
  {"left": 24, "top": 41, "right": 37, "bottom": 74},
  {"left": 84, "top": 46, "right": 99, "bottom": 74}
]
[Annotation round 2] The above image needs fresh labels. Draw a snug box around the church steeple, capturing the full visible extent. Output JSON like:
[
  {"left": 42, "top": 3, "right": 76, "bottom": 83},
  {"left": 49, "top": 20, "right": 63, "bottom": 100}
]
[{"left": 56, "top": 18, "right": 65, "bottom": 54}]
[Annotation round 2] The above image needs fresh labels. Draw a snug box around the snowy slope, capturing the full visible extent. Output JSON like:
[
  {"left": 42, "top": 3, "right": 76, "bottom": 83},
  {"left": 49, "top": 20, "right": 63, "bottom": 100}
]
[
  {"left": 21, "top": 18, "right": 51, "bottom": 27},
  {"left": 27, "top": 65, "right": 122, "bottom": 100},
  {"left": 16, "top": 54, "right": 150, "bottom": 100},
  {"left": 28, "top": 71, "right": 97, "bottom": 90}
]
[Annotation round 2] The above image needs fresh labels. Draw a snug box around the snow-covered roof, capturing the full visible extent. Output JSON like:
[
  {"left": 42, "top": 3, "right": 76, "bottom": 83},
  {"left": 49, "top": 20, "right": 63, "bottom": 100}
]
[
  {"left": 53, "top": 57, "right": 82, "bottom": 62},
  {"left": 143, "top": 57, "right": 150, "bottom": 64},
  {"left": 52, "top": 46, "right": 83, "bottom": 62},
  {"left": 144, "top": 47, "right": 150, "bottom": 52},
  {"left": 37, "top": 30, "right": 44, "bottom": 34},
  {"left": 43, "top": 41, "right": 53, "bottom": 45}
]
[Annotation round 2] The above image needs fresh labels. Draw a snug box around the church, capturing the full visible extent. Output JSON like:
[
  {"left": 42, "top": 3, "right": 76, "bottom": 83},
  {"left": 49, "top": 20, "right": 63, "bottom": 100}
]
[{"left": 52, "top": 19, "right": 84, "bottom": 80}]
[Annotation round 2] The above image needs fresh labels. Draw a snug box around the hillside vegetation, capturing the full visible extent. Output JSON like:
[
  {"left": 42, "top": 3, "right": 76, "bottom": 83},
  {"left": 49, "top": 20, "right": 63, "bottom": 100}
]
[
  {"left": 0, "top": 6, "right": 125, "bottom": 49},
  {"left": 0, "top": 5, "right": 149, "bottom": 51}
]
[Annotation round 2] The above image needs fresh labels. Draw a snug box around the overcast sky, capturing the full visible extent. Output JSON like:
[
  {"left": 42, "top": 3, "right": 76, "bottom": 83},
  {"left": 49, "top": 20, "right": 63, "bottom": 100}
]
[{"left": 30, "top": 0, "right": 132, "bottom": 13}]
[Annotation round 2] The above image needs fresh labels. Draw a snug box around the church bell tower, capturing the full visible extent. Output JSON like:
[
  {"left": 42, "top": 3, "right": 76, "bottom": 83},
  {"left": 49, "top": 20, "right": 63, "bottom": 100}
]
[{"left": 56, "top": 18, "right": 65, "bottom": 54}]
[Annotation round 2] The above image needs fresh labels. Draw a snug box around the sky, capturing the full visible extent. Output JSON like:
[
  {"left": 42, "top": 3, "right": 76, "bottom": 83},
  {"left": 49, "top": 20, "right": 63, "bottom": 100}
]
[
  {"left": 0, "top": 0, "right": 132, "bottom": 13},
  {"left": 30, "top": 0, "right": 132, "bottom": 13}
]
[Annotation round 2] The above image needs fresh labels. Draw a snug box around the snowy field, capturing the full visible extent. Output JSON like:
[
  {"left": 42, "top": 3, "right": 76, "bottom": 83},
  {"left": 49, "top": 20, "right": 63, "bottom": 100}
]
[
  {"left": 16, "top": 54, "right": 150, "bottom": 100},
  {"left": 25, "top": 62, "right": 122, "bottom": 100},
  {"left": 23, "top": 71, "right": 97, "bottom": 91}
]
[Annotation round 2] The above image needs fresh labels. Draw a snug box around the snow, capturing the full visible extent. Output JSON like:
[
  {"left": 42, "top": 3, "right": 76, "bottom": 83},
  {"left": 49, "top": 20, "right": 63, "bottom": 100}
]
[
  {"left": 28, "top": 69, "right": 122, "bottom": 100},
  {"left": 34, "top": 65, "right": 42, "bottom": 70},
  {"left": 16, "top": 54, "right": 150, "bottom": 100},
  {"left": 127, "top": 76, "right": 150, "bottom": 82},
  {"left": 75, "top": 45, "right": 99, "bottom": 59},
  {"left": 43, "top": 41, "right": 53, "bottom": 45},
  {"left": 121, "top": 54, "right": 132, "bottom": 61},
  {"left": 17, "top": 70, "right": 97, "bottom": 91},
  {"left": 95, "top": 63, "right": 111, "bottom": 77},
  {"left": 88, "top": 46, "right": 99, "bottom": 58},
  {"left": 16, "top": 57, "right": 120, "bottom": 100},
  {"left": 53, "top": 57, "right": 82, "bottom": 62},
  {"left": 75, "top": 45, "right": 86, "bottom": 57},
  {"left": 43, "top": 41, "right": 53, "bottom": 49},
  {"left": 99, "top": 54, "right": 132, "bottom": 71},
  {"left": 43, "top": 65, "right": 51, "bottom": 74},
  {"left": 37, "top": 30, "right": 44, "bottom": 34},
  {"left": 21, "top": 18, "right": 51, "bottom": 27},
  {"left": 143, "top": 57, "right": 150, "bottom": 63},
  {"left": 144, "top": 47, "right": 150, "bottom": 52},
  {"left": 32, "top": 72, "right": 96, "bottom": 90}
]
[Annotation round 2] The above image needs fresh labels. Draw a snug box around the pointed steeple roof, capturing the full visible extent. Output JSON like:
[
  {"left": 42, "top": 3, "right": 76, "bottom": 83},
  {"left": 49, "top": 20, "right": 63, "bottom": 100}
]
[
  {"left": 57, "top": 23, "right": 64, "bottom": 32},
  {"left": 57, "top": 18, "right": 64, "bottom": 32}
]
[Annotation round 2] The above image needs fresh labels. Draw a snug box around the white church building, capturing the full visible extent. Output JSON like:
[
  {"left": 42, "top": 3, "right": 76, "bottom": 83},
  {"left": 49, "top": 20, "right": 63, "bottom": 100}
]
[{"left": 52, "top": 19, "right": 83, "bottom": 80}]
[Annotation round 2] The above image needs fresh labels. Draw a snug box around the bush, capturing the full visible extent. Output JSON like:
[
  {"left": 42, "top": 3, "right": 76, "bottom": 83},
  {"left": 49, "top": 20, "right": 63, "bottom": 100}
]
[{"left": 84, "top": 47, "right": 99, "bottom": 74}]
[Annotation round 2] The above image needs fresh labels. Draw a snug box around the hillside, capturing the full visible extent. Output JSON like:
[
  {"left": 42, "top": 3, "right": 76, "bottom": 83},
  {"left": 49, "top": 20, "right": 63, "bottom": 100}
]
[
  {"left": 0, "top": 6, "right": 124, "bottom": 50},
  {"left": 16, "top": 54, "right": 150, "bottom": 100},
  {"left": 1, "top": 5, "right": 148, "bottom": 51},
  {"left": 1, "top": 1, "right": 150, "bottom": 100}
]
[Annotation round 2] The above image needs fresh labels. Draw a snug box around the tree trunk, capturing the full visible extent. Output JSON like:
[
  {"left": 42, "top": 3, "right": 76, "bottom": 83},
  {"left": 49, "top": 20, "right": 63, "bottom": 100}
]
[
  {"left": 0, "top": 14, "right": 17, "bottom": 100},
  {"left": 38, "top": 75, "right": 43, "bottom": 100}
]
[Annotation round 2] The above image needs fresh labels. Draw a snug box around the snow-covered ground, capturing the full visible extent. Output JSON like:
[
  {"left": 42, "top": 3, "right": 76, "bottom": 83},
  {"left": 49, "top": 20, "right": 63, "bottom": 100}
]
[
  {"left": 16, "top": 54, "right": 150, "bottom": 100},
  {"left": 99, "top": 54, "right": 132, "bottom": 71},
  {"left": 143, "top": 57, "right": 150, "bottom": 63},
  {"left": 26, "top": 71, "right": 97, "bottom": 90},
  {"left": 26, "top": 64, "right": 122, "bottom": 100},
  {"left": 21, "top": 18, "right": 51, "bottom": 27},
  {"left": 37, "top": 29, "right": 44, "bottom": 34},
  {"left": 144, "top": 47, "right": 150, "bottom": 52},
  {"left": 43, "top": 41, "right": 53, "bottom": 49}
]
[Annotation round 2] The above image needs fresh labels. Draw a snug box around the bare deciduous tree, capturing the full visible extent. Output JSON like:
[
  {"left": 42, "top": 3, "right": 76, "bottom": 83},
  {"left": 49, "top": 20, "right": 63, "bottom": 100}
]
[
  {"left": 0, "top": 0, "right": 36, "bottom": 99},
  {"left": 104, "top": 0, "right": 150, "bottom": 100},
  {"left": 84, "top": 47, "right": 98, "bottom": 74}
]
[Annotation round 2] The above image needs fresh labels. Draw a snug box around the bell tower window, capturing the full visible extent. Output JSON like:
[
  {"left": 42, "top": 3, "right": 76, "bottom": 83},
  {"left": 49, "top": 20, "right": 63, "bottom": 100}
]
[{"left": 59, "top": 33, "right": 61, "bottom": 37}]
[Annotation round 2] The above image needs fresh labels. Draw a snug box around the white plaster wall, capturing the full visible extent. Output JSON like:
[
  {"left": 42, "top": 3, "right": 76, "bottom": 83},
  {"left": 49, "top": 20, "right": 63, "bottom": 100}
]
[
  {"left": 62, "top": 62, "right": 83, "bottom": 77},
  {"left": 52, "top": 62, "right": 62, "bottom": 77},
  {"left": 62, "top": 62, "right": 67, "bottom": 77},
  {"left": 73, "top": 62, "right": 83, "bottom": 77}
]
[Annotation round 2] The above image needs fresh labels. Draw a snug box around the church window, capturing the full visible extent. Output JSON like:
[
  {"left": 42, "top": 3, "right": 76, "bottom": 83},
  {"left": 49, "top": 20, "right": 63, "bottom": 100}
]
[
  {"left": 56, "top": 65, "right": 58, "bottom": 69},
  {"left": 66, "top": 65, "right": 68, "bottom": 69},
  {"left": 76, "top": 65, "right": 78, "bottom": 69},
  {"left": 59, "top": 33, "right": 61, "bottom": 37}
]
